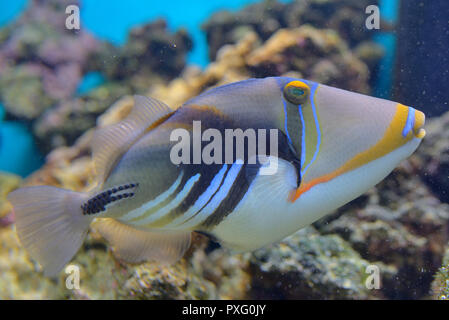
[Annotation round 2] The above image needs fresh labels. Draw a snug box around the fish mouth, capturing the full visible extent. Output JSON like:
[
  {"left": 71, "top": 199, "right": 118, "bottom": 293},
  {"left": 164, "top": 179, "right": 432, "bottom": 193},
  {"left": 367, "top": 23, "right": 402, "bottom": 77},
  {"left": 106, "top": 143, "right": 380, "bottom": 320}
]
[{"left": 413, "top": 109, "right": 426, "bottom": 139}]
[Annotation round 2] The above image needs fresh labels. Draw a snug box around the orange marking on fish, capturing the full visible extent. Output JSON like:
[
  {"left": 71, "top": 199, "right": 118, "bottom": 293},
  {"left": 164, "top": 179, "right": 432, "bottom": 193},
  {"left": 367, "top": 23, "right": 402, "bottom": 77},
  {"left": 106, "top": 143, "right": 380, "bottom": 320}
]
[
  {"left": 289, "top": 103, "right": 412, "bottom": 202},
  {"left": 144, "top": 112, "right": 175, "bottom": 133}
]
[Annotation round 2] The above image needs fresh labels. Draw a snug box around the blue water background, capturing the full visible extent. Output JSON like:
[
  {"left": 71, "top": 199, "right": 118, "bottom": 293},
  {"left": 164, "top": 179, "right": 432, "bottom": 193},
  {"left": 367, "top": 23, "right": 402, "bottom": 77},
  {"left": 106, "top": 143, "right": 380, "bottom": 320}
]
[
  {"left": 373, "top": 0, "right": 399, "bottom": 99},
  {"left": 0, "top": 0, "right": 27, "bottom": 26},
  {"left": 0, "top": 0, "right": 397, "bottom": 177},
  {"left": 0, "top": 103, "right": 43, "bottom": 176}
]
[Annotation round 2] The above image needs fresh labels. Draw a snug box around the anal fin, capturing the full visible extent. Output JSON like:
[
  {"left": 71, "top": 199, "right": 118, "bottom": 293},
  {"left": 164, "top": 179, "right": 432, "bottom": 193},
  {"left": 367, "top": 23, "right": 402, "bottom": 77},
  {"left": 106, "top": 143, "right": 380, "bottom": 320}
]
[{"left": 92, "top": 218, "right": 191, "bottom": 264}]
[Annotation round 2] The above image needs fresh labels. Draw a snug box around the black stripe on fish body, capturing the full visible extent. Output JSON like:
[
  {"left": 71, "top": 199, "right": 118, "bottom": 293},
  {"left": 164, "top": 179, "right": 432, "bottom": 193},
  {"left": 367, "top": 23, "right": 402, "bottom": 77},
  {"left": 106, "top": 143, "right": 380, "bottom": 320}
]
[
  {"left": 161, "top": 163, "right": 223, "bottom": 221},
  {"left": 276, "top": 130, "right": 302, "bottom": 187},
  {"left": 174, "top": 164, "right": 232, "bottom": 226},
  {"left": 285, "top": 101, "right": 303, "bottom": 157},
  {"left": 197, "top": 164, "right": 231, "bottom": 212},
  {"left": 148, "top": 110, "right": 232, "bottom": 199},
  {"left": 196, "top": 131, "right": 300, "bottom": 229},
  {"left": 82, "top": 183, "right": 138, "bottom": 215},
  {"left": 148, "top": 113, "right": 239, "bottom": 223},
  {"left": 133, "top": 170, "right": 192, "bottom": 219},
  {"left": 166, "top": 121, "right": 300, "bottom": 227},
  {"left": 199, "top": 162, "right": 259, "bottom": 229},
  {"left": 147, "top": 106, "right": 301, "bottom": 225}
]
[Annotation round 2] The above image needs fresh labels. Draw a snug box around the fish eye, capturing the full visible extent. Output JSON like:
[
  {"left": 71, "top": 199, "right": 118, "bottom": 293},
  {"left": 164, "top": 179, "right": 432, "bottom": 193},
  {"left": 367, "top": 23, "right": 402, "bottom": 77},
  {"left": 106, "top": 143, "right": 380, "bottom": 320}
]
[{"left": 283, "top": 81, "right": 310, "bottom": 105}]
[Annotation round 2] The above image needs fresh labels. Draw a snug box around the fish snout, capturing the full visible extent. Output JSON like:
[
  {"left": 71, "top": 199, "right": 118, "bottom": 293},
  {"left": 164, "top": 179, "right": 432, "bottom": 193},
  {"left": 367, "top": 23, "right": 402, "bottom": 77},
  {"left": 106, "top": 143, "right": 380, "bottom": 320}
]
[
  {"left": 399, "top": 104, "right": 426, "bottom": 140},
  {"left": 413, "top": 109, "right": 426, "bottom": 139}
]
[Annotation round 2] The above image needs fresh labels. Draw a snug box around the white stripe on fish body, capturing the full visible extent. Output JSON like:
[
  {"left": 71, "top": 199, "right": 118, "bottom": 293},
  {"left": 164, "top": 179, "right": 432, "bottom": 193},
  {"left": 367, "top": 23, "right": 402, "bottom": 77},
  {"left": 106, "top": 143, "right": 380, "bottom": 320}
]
[
  {"left": 133, "top": 173, "right": 201, "bottom": 227},
  {"left": 119, "top": 172, "right": 185, "bottom": 222},
  {"left": 164, "top": 164, "right": 229, "bottom": 229},
  {"left": 211, "top": 138, "right": 422, "bottom": 252},
  {"left": 178, "top": 160, "right": 244, "bottom": 230}
]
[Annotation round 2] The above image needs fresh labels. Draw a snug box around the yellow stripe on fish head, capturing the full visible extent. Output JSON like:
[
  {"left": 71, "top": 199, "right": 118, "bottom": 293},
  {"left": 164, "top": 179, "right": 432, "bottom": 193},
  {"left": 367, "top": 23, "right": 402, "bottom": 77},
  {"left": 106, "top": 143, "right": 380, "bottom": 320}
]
[{"left": 288, "top": 83, "right": 426, "bottom": 202}]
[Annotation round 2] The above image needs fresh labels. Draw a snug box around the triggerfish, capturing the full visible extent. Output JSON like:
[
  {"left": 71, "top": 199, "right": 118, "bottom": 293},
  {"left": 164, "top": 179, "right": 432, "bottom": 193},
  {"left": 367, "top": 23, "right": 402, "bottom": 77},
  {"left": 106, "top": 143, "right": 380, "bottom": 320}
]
[{"left": 7, "top": 77, "right": 426, "bottom": 276}]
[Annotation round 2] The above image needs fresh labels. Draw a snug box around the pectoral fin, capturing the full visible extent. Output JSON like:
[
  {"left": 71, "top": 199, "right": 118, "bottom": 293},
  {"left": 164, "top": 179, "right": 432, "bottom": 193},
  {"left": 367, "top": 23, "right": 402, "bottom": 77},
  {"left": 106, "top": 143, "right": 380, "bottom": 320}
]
[
  {"left": 211, "top": 157, "right": 299, "bottom": 252},
  {"left": 92, "top": 218, "right": 191, "bottom": 264}
]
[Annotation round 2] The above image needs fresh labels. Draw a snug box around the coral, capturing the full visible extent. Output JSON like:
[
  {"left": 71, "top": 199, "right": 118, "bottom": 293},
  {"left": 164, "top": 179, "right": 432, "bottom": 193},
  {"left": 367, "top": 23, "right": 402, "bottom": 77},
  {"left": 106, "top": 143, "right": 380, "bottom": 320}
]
[
  {"left": 432, "top": 245, "right": 449, "bottom": 300},
  {"left": 0, "top": 219, "right": 250, "bottom": 299},
  {"left": 0, "top": 226, "right": 58, "bottom": 299},
  {"left": 150, "top": 25, "right": 372, "bottom": 114},
  {"left": 0, "top": 0, "right": 101, "bottom": 120},
  {"left": 202, "top": 0, "right": 381, "bottom": 62},
  {"left": 33, "top": 82, "right": 132, "bottom": 153},
  {"left": 353, "top": 41, "right": 385, "bottom": 69},
  {"left": 248, "top": 227, "right": 379, "bottom": 299},
  {"left": 0, "top": 172, "right": 21, "bottom": 222},
  {"left": 148, "top": 32, "right": 258, "bottom": 110},
  {"left": 0, "top": 64, "right": 56, "bottom": 119},
  {"left": 88, "top": 19, "right": 193, "bottom": 86},
  {"left": 246, "top": 26, "right": 370, "bottom": 92}
]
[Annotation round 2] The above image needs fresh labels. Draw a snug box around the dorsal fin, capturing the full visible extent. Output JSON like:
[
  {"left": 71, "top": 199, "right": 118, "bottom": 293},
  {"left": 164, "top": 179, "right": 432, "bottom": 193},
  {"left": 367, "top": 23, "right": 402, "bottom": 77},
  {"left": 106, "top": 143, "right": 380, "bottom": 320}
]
[{"left": 92, "top": 95, "right": 173, "bottom": 185}]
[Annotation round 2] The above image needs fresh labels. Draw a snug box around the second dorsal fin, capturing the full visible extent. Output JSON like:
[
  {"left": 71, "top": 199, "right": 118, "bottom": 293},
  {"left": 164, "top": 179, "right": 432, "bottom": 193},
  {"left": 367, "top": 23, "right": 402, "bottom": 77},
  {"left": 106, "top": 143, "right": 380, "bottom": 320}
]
[{"left": 92, "top": 95, "right": 173, "bottom": 185}]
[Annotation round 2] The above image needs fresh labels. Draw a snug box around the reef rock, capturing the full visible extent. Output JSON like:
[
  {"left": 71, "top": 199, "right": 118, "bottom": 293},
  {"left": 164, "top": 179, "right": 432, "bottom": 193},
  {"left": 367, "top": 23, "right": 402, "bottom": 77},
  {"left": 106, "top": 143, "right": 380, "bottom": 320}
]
[
  {"left": 0, "top": 172, "right": 21, "bottom": 222},
  {"left": 0, "top": 64, "right": 57, "bottom": 119},
  {"left": 0, "top": 225, "right": 245, "bottom": 299},
  {"left": 0, "top": 0, "right": 100, "bottom": 120},
  {"left": 248, "top": 227, "right": 387, "bottom": 299},
  {"left": 88, "top": 19, "right": 193, "bottom": 87},
  {"left": 432, "top": 244, "right": 449, "bottom": 300},
  {"left": 202, "top": 0, "right": 382, "bottom": 62},
  {"left": 246, "top": 26, "right": 370, "bottom": 92},
  {"left": 33, "top": 82, "right": 132, "bottom": 153},
  {"left": 151, "top": 25, "right": 372, "bottom": 114}
]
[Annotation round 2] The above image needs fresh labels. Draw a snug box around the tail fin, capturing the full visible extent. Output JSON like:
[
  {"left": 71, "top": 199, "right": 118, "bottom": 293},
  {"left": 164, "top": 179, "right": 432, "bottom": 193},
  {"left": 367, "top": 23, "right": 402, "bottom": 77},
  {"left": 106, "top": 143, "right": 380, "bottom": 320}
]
[{"left": 7, "top": 186, "right": 91, "bottom": 277}]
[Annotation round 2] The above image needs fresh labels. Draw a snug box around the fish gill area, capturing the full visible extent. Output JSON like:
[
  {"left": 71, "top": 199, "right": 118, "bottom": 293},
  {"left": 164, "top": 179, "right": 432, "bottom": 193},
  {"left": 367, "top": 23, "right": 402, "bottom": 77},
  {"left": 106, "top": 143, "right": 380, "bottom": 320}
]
[{"left": 0, "top": 0, "right": 448, "bottom": 300}]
